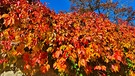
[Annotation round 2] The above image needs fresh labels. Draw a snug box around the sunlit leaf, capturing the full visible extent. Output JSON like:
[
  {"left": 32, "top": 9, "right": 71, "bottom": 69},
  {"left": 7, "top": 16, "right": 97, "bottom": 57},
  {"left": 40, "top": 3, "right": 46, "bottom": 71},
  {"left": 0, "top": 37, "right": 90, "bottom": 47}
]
[{"left": 111, "top": 64, "right": 120, "bottom": 72}]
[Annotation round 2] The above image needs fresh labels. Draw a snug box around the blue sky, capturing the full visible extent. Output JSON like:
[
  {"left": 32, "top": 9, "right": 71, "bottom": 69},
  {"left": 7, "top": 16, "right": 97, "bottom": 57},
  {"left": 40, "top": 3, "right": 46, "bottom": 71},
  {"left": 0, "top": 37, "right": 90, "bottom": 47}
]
[
  {"left": 41, "top": 0, "right": 135, "bottom": 13},
  {"left": 41, "top": 0, "right": 70, "bottom": 13}
]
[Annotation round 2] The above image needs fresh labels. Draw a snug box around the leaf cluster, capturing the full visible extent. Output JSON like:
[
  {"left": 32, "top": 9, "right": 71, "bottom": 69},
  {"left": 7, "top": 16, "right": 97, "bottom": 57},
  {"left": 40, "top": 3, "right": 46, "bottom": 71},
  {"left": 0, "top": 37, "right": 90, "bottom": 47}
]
[{"left": 0, "top": 0, "right": 135, "bottom": 76}]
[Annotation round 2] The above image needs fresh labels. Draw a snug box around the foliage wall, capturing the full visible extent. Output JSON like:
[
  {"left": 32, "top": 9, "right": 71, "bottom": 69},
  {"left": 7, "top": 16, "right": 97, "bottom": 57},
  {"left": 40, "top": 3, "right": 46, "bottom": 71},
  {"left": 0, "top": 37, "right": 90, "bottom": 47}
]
[{"left": 0, "top": 0, "right": 135, "bottom": 76}]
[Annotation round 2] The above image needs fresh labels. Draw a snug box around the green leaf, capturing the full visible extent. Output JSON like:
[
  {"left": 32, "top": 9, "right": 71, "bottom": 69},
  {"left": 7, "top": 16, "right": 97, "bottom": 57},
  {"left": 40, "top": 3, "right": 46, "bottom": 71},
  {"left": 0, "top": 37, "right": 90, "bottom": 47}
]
[
  {"left": 60, "top": 45, "right": 66, "bottom": 50},
  {"left": 3, "top": 62, "right": 8, "bottom": 69},
  {"left": 73, "top": 63, "right": 78, "bottom": 68},
  {"left": 79, "top": 73, "right": 83, "bottom": 76},
  {"left": 77, "top": 68, "right": 80, "bottom": 71}
]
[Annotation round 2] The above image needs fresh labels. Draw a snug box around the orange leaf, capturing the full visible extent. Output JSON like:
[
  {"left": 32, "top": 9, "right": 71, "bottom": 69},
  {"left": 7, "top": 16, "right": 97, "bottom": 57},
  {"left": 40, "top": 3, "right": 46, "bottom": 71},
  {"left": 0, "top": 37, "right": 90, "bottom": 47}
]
[
  {"left": 40, "top": 64, "right": 50, "bottom": 73},
  {"left": 16, "top": 43, "right": 25, "bottom": 55},
  {"left": 94, "top": 66, "right": 101, "bottom": 70},
  {"left": 101, "top": 65, "right": 106, "bottom": 71},
  {"left": 53, "top": 58, "right": 67, "bottom": 72},
  {"left": 53, "top": 50, "right": 62, "bottom": 58},
  {"left": 24, "top": 64, "right": 31, "bottom": 70},
  {"left": 129, "top": 70, "right": 135, "bottom": 76},
  {"left": 111, "top": 64, "right": 120, "bottom": 72},
  {"left": 94, "top": 65, "right": 106, "bottom": 71},
  {"left": 2, "top": 14, "right": 9, "bottom": 18},
  {"left": 78, "top": 58, "right": 87, "bottom": 67}
]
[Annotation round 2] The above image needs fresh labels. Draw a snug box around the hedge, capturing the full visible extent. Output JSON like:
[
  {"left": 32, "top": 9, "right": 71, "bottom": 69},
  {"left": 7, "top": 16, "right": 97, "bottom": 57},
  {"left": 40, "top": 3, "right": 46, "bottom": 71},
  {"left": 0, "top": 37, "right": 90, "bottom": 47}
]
[{"left": 0, "top": 0, "right": 135, "bottom": 76}]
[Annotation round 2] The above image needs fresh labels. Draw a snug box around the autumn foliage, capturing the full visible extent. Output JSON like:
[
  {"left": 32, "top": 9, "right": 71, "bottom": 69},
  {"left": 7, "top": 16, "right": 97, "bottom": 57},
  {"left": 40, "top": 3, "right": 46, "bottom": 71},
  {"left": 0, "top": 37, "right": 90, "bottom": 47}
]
[{"left": 0, "top": 0, "right": 135, "bottom": 76}]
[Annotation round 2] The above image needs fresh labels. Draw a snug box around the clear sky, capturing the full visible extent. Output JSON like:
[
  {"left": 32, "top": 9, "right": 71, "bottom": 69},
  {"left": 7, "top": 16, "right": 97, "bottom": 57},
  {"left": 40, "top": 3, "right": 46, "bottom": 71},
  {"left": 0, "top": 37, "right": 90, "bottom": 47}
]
[
  {"left": 40, "top": 0, "right": 70, "bottom": 13},
  {"left": 40, "top": 0, "right": 135, "bottom": 13}
]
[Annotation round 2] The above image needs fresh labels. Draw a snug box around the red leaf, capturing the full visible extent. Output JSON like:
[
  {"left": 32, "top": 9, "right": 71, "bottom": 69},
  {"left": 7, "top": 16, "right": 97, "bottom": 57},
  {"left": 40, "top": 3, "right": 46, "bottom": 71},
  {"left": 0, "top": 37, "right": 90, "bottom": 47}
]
[
  {"left": 23, "top": 53, "right": 30, "bottom": 64},
  {"left": 1, "top": 40, "right": 11, "bottom": 50},
  {"left": 113, "top": 51, "right": 122, "bottom": 62},
  {"left": 0, "top": 59, "right": 8, "bottom": 64},
  {"left": 31, "top": 51, "right": 48, "bottom": 66},
  {"left": 85, "top": 65, "right": 92, "bottom": 74},
  {"left": 39, "top": 51, "right": 48, "bottom": 59},
  {"left": 62, "top": 51, "right": 68, "bottom": 59},
  {"left": 40, "top": 64, "right": 50, "bottom": 73}
]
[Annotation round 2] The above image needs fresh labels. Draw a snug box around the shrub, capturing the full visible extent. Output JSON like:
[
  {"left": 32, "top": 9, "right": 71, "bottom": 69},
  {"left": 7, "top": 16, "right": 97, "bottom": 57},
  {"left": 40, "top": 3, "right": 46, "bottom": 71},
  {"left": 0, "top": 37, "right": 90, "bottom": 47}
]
[{"left": 0, "top": 0, "right": 135, "bottom": 76}]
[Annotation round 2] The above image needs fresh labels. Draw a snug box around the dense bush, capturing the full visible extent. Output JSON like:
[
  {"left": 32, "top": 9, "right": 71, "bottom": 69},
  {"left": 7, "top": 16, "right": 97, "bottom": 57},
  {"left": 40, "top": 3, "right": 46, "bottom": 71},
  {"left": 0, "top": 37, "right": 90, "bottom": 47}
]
[{"left": 0, "top": 0, "right": 135, "bottom": 76}]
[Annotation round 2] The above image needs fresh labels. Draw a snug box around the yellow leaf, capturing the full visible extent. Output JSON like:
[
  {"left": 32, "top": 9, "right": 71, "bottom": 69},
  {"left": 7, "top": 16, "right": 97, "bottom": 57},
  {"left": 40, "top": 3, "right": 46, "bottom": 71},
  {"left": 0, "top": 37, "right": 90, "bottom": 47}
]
[
  {"left": 129, "top": 70, "right": 135, "bottom": 76},
  {"left": 123, "top": 42, "right": 131, "bottom": 48},
  {"left": 32, "top": 45, "right": 40, "bottom": 52},
  {"left": 46, "top": 47, "right": 53, "bottom": 52},
  {"left": 69, "top": 52, "right": 77, "bottom": 63},
  {"left": 78, "top": 58, "right": 86, "bottom": 67},
  {"left": 60, "top": 45, "right": 66, "bottom": 50},
  {"left": 2, "top": 14, "right": 9, "bottom": 18},
  {"left": 111, "top": 64, "right": 120, "bottom": 72}
]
